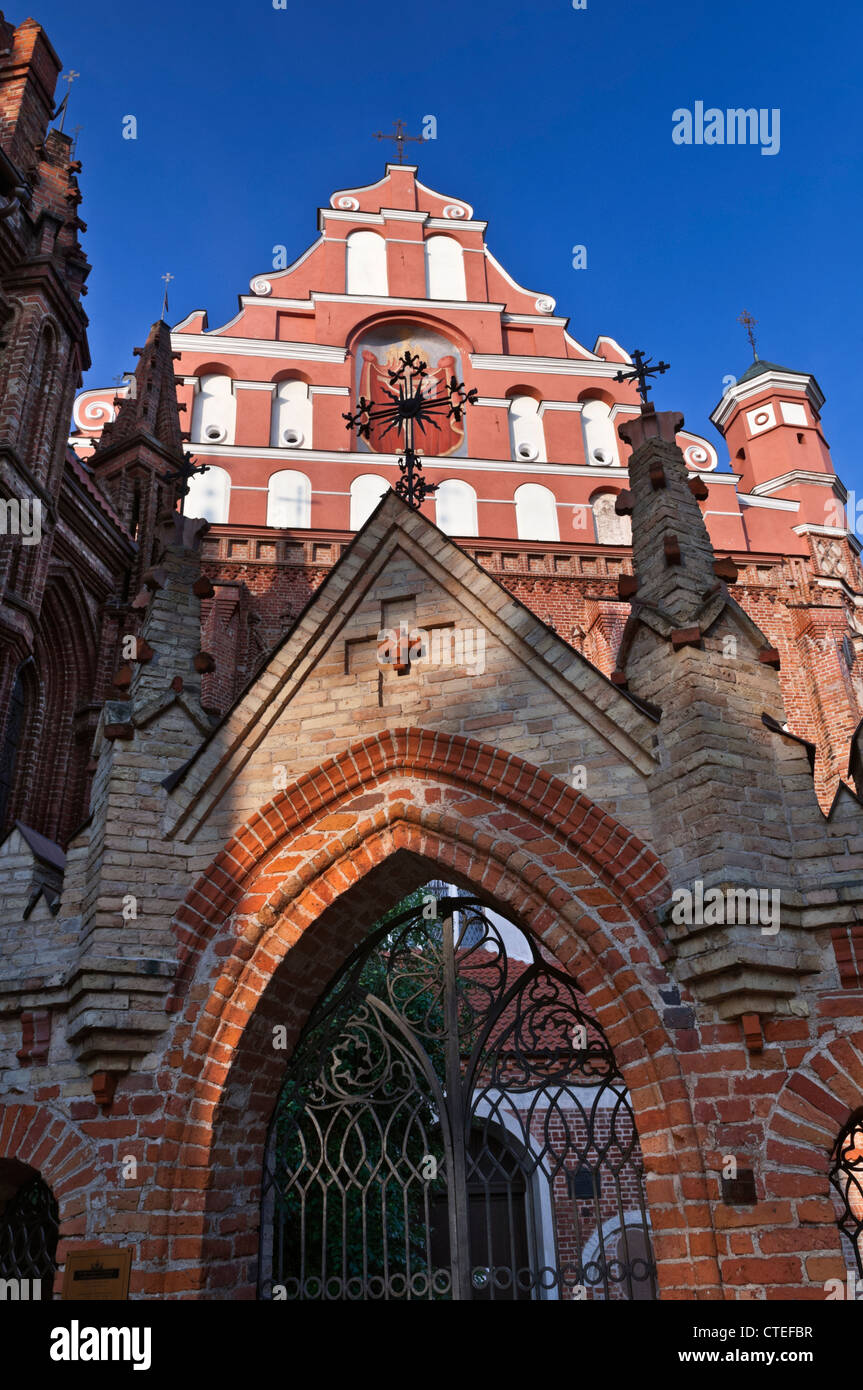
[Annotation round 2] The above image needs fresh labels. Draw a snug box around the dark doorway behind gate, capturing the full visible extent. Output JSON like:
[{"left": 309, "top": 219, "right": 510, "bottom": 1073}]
[{"left": 259, "top": 888, "right": 657, "bottom": 1301}]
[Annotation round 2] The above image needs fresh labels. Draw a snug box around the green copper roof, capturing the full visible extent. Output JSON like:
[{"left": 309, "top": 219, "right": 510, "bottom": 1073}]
[{"left": 737, "top": 358, "right": 803, "bottom": 384}]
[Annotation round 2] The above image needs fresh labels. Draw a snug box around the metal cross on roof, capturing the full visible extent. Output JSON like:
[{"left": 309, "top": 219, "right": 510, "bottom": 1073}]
[
  {"left": 614, "top": 348, "right": 671, "bottom": 408},
  {"left": 738, "top": 309, "right": 758, "bottom": 362},
  {"left": 372, "top": 119, "right": 424, "bottom": 165},
  {"left": 54, "top": 70, "right": 79, "bottom": 134},
  {"left": 160, "top": 272, "right": 174, "bottom": 322},
  {"left": 344, "top": 351, "right": 477, "bottom": 511}
]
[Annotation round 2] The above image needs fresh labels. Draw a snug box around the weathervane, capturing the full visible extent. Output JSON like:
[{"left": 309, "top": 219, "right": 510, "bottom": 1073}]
[
  {"left": 160, "top": 272, "right": 174, "bottom": 322},
  {"left": 54, "top": 70, "right": 79, "bottom": 133},
  {"left": 738, "top": 309, "right": 758, "bottom": 362},
  {"left": 614, "top": 348, "right": 670, "bottom": 409},
  {"left": 344, "top": 352, "right": 477, "bottom": 511},
  {"left": 372, "top": 119, "right": 424, "bottom": 165}
]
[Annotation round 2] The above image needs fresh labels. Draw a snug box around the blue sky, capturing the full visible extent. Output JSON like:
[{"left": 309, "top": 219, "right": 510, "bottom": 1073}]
[{"left": 30, "top": 0, "right": 863, "bottom": 489}]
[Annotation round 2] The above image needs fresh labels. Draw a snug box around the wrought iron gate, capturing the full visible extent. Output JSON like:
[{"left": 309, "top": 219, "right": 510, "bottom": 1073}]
[
  {"left": 830, "top": 1107, "right": 863, "bottom": 1278},
  {"left": 259, "top": 896, "right": 657, "bottom": 1301},
  {"left": 0, "top": 1173, "right": 59, "bottom": 1289}
]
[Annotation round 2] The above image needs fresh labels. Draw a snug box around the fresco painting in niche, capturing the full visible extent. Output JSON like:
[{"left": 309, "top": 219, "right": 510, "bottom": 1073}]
[{"left": 356, "top": 321, "right": 467, "bottom": 458}]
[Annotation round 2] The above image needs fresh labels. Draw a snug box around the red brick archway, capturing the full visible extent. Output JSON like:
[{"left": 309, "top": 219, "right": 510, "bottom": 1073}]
[{"left": 151, "top": 731, "right": 720, "bottom": 1300}]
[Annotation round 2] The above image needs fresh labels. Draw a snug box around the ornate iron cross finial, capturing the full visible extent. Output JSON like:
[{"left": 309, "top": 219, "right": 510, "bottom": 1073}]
[
  {"left": 372, "top": 119, "right": 424, "bottom": 165},
  {"left": 614, "top": 348, "right": 671, "bottom": 408},
  {"left": 738, "top": 309, "right": 758, "bottom": 362},
  {"left": 55, "top": 70, "right": 79, "bottom": 133},
  {"left": 160, "top": 272, "right": 174, "bottom": 322},
  {"left": 344, "top": 352, "right": 477, "bottom": 512}
]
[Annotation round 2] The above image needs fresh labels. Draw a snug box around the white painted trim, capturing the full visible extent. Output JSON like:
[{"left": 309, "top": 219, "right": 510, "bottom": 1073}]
[
  {"left": 474, "top": 397, "right": 511, "bottom": 408},
  {"left": 170, "top": 333, "right": 347, "bottom": 363},
  {"left": 482, "top": 244, "right": 558, "bottom": 316},
  {"left": 503, "top": 312, "right": 569, "bottom": 328},
  {"left": 309, "top": 385, "right": 349, "bottom": 396},
  {"left": 592, "top": 335, "right": 633, "bottom": 364},
  {"left": 751, "top": 471, "right": 844, "bottom": 497},
  {"left": 425, "top": 217, "right": 486, "bottom": 232},
  {"left": 234, "top": 381, "right": 275, "bottom": 392},
  {"left": 793, "top": 523, "right": 851, "bottom": 538},
  {"left": 538, "top": 401, "right": 584, "bottom": 415},
  {"left": 562, "top": 329, "right": 603, "bottom": 359},
  {"left": 329, "top": 171, "right": 394, "bottom": 206},
  {"left": 312, "top": 291, "right": 505, "bottom": 313},
  {"left": 470, "top": 353, "right": 634, "bottom": 378},
  {"left": 320, "top": 209, "right": 386, "bottom": 227},
  {"left": 697, "top": 471, "right": 740, "bottom": 486},
  {"left": 171, "top": 309, "right": 209, "bottom": 333},
  {"left": 246, "top": 236, "right": 325, "bottom": 299},
  {"left": 380, "top": 208, "right": 429, "bottom": 221},
  {"left": 415, "top": 176, "right": 474, "bottom": 218},
  {"left": 239, "top": 296, "right": 315, "bottom": 312},
  {"left": 182, "top": 441, "right": 633, "bottom": 479},
  {"left": 738, "top": 494, "right": 800, "bottom": 512}
]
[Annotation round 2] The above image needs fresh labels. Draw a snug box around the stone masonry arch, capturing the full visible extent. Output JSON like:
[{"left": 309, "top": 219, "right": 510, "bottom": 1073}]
[{"left": 145, "top": 731, "right": 723, "bottom": 1300}]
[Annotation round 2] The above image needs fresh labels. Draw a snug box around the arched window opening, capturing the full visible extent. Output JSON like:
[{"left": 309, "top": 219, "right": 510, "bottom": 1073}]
[
  {"left": 830, "top": 1107, "right": 863, "bottom": 1280},
  {"left": 435, "top": 479, "right": 477, "bottom": 537},
  {"left": 508, "top": 395, "right": 547, "bottom": 464},
  {"left": 267, "top": 470, "right": 311, "bottom": 529},
  {"left": 258, "top": 889, "right": 657, "bottom": 1301},
  {"left": 581, "top": 399, "right": 620, "bottom": 467},
  {"left": 271, "top": 380, "right": 313, "bottom": 449},
  {"left": 0, "top": 1161, "right": 59, "bottom": 1293},
  {"left": 425, "top": 235, "right": 467, "bottom": 300},
  {"left": 346, "top": 231, "right": 388, "bottom": 296},
  {"left": 591, "top": 492, "right": 632, "bottom": 545},
  {"left": 514, "top": 483, "right": 559, "bottom": 542},
  {"left": 183, "top": 464, "right": 231, "bottom": 524},
  {"left": 350, "top": 474, "right": 389, "bottom": 530},
  {"left": 191, "top": 374, "right": 236, "bottom": 446}
]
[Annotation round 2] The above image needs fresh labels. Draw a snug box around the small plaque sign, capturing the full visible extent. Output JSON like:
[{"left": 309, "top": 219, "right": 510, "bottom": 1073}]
[{"left": 61, "top": 1247, "right": 132, "bottom": 1301}]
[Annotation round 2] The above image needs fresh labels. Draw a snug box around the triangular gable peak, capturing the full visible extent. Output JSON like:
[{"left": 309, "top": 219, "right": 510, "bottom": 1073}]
[{"left": 163, "top": 490, "right": 658, "bottom": 843}]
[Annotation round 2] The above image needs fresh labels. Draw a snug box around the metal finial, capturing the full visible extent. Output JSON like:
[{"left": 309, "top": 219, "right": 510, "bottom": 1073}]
[
  {"left": 344, "top": 352, "right": 477, "bottom": 511},
  {"left": 737, "top": 309, "right": 758, "bottom": 362},
  {"left": 371, "top": 119, "right": 424, "bottom": 165},
  {"left": 614, "top": 349, "right": 671, "bottom": 409}
]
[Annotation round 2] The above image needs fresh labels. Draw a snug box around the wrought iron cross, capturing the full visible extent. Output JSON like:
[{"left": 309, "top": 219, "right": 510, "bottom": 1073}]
[
  {"left": 738, "top": 309, "right": 758, "bottom": 361},
  {"left": 372, "top": 119, "right": 424, "bottom": 165},
  {"left": 344, "top": 351, "right": 477, "bottom": 511},
  {"left": 614, "top": 348, "right": 670, "bottom": 408}
]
